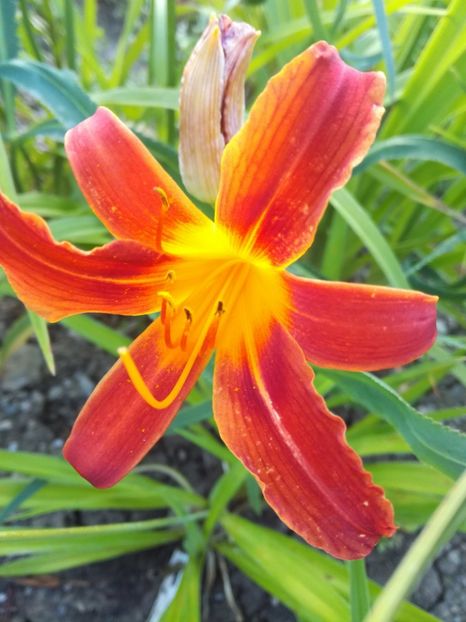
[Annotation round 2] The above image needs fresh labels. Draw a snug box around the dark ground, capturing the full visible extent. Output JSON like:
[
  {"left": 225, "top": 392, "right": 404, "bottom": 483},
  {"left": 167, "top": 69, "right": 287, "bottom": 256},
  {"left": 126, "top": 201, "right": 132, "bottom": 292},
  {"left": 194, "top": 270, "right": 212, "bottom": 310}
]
[
  {"left": 0, "top": 297, "right": 465, "bottom": 622},
  {"left": 2, "top": 3, "right": 464, "bottom": 620}
]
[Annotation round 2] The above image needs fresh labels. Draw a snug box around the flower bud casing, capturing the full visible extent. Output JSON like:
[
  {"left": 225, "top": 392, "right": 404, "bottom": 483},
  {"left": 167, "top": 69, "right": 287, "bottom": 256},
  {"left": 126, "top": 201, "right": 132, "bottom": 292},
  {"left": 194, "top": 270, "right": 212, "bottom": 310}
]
[{"left": 179, "top": 15, "right": 259, "bottom": 203}]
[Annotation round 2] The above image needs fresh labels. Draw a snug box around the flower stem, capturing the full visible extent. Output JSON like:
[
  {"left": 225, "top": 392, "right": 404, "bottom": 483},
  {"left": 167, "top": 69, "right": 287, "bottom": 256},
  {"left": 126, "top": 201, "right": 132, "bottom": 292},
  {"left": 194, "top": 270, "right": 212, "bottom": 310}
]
[
  {"left": 348, "top": 558, "right": 370, "bottom": 622},
  {"left": 365, "top": 469, "right": 466, "bottom": 622}
]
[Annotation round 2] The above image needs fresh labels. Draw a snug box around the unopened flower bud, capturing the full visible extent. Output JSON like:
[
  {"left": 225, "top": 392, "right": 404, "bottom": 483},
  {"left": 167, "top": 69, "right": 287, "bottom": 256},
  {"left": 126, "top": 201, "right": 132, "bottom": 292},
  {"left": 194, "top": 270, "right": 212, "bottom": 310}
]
[{"left": 179, "top": 15, "right": 259, "bottom": 203}]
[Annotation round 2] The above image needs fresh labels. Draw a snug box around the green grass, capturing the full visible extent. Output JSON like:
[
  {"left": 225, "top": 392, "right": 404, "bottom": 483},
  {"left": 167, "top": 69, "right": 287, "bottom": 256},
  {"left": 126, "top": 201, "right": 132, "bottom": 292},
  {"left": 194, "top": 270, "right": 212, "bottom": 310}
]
[{"left": 0, "top": 0, "right": 465, "bottom": 619}]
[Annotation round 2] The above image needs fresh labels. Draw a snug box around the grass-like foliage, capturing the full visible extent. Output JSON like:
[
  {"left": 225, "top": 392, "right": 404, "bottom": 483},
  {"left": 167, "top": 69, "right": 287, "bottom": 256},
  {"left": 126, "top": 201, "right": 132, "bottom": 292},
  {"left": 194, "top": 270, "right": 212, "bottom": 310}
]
[{"left": 0, "top": 1, "right": 465, "bottom": 620}]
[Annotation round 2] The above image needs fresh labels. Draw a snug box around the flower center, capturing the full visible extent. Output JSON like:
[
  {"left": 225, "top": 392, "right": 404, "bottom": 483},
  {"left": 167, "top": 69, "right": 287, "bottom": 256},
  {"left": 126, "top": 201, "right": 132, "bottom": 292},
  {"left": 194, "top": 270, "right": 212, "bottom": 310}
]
[{"left": 119, "top": 223, "right": 289, "bottom": 410}]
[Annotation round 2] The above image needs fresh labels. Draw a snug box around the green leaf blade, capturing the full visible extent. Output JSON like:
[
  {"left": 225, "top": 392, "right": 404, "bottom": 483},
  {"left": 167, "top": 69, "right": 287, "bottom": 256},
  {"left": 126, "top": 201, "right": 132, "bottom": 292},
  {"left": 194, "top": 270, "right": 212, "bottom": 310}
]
[
  {"left": 0, "top": 60, "right": 96, "bottom": 128},
  {"left": 321, "top": 369, "right": 466, "bottom": 479}
]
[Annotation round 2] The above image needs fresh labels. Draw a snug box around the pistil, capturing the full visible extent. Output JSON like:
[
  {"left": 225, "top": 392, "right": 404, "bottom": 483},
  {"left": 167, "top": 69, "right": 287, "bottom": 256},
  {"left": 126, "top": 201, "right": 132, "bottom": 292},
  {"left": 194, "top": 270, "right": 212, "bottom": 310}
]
[{"left": 117, "top": 304, "right": 222, "bottom": 410}]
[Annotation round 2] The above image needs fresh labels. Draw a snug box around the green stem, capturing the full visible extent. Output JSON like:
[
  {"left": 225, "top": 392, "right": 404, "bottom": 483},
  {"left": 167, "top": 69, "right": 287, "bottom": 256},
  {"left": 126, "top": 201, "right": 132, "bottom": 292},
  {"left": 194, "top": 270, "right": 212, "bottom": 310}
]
[
  {"left": 42, "top": 0, "right": 61, "bottom": 67},
  {"left": 18, "top": 0, "right": 44, "bottom": 61},
  {"left": 149, "top": 0, "right": 176, "bottom": 144},
  {"left": 364, "top": 469, "right": 466, "bottom": 622},
  {"left": 332, "top": 0, "right": 349, "bottom": 36},
  {"left": 0, "top": 511, "right": 208, "bottom": 539},
  {"left": 0, "top": 130, "right": 16, "bottom": 196},
  {"left": 63, "top": 0, "right": 76, "bottom": 70},
  {"left": 134, "top": 464, "right": 194, "bottom": 493},
  {"left": 166, "top": 0, "right": 176, "bottom": 145},
  {"left": 348, "top": 559, "right": 371, "bottom": 622},
  {"left": 303, "top": 0, "right": 329, "bottom": 41},
  {"left": 372, "top": 0, "right": 396, "bottom": 100},
  {"left": 0, "top": 479, "right": 46, "bottom": 524}
]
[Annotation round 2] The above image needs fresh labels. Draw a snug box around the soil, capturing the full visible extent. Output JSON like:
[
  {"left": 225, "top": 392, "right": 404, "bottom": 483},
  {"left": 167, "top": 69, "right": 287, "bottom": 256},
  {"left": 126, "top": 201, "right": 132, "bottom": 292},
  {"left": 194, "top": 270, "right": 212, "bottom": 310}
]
[
  {"left": 2, "top": 3, "right": 465, "bottom": 618},
  {"left": 0, "top": 297, "right": 465, "bottom": 622}
]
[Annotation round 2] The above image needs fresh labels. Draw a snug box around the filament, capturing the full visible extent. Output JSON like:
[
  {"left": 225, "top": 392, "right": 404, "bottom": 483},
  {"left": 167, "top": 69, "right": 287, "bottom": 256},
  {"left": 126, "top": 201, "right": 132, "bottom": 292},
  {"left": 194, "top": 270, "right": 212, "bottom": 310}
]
[
  {"left": 180, "top": 308, "right": 192, "bottom": 351},
  {"left": 157, "top": 291, "right": 191, "bottom": 350},
  {"left": 118, "top": 308, "right": 220, "bottom": 410},
  {"left": 118, "top": 263, "right": 248, "bottom": 411},
  {"left": 164, "top": 317, "right": 176, "bottom": 349}
]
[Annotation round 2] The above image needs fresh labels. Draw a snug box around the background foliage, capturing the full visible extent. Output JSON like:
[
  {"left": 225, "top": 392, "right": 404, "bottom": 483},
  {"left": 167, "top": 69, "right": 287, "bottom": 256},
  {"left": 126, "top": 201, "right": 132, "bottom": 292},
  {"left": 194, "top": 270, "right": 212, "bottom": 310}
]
[{"left": 0, "top": 0, "right": 465, "bottom": 620}]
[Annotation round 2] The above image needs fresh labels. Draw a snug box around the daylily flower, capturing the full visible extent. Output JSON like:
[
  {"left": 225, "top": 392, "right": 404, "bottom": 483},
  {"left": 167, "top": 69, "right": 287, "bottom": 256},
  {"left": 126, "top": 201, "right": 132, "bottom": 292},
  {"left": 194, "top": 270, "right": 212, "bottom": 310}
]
[
  {"left": 179, "top": 15, "right": 259, "bottom": 202},
  {"left": 0, "top": 41, "right": 437, "bottom": 560}
]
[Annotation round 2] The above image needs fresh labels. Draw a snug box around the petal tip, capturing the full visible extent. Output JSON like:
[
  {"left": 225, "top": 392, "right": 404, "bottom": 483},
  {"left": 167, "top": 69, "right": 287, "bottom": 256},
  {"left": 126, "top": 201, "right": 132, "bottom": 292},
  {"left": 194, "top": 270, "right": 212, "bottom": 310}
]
[
  {"left": 66, "top": 106, "right": 115, "bottom": 143},
  {"left": 369, "top": 71, "right": 387, "bottom": 107},
  {"left": 311, "top": 40, "right": 338, "bottom": 58},
  {"left": 63, "top": 440, "right": 118, "bottom": 489}
]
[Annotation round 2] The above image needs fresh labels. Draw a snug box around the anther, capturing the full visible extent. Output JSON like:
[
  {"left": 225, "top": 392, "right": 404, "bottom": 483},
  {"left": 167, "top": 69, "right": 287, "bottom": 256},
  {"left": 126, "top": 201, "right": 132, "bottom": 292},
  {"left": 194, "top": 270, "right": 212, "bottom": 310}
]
[
  {"left": 157, "top": 290, "right": 176, "bottom": 324},
  {"left": 154, "top": 187, "right": 170, "bottom": 251},
  {"left": 158, "top": 291, "right": 176, "bottom": 309},
  {"left": 154, "top": 186, "right": 170, "bottom": 211}
]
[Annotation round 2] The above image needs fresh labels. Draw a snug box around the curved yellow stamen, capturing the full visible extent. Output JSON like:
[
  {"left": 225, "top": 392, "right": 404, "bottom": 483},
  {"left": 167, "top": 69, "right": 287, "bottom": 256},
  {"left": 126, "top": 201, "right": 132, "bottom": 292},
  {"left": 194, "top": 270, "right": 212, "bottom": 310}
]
[
  {"left": 118, "top": 309, "right": 220, "bottom": 410},
  {"left": 118, "top": 269, "right": 247, "bottom": 410},
  {"left": 118, "top": 263, "right": 251, "bottom": 411}
]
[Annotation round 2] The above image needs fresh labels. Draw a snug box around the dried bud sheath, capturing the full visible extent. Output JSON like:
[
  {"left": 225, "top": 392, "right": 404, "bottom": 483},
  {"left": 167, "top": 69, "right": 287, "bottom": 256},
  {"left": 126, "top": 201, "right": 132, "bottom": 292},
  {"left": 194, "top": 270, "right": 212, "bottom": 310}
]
[{"left": 179, "top": 15, "right": 259, "bottom": 203}]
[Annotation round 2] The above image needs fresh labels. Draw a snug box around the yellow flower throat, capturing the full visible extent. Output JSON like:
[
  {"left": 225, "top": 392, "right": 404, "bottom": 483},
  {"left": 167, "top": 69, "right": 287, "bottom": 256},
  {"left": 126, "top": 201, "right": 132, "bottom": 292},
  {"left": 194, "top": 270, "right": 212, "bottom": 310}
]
[{"left": 118, "top": 213, "right": 289, "bottom": 410}]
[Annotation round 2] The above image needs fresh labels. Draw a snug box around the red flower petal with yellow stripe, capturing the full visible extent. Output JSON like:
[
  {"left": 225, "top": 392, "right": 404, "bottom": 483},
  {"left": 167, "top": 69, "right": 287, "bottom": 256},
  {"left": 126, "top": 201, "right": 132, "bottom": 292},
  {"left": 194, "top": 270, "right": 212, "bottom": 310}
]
[
  {"left": 65, "top": 107, "right": 210, "bottom": 249},
  {"left": 0, "top": 41, "right": 438, "bottom": 560},
  {"left": 214, "top": 320, "right": 395, "bottom": 559},
  {"left": 0, "top": 192, "right": 173, "bottom": 321},
  {"left": 285, "top": 274, "right": 438, "bottom": 371},
  {"left": 64, "top": 317, "right": 216, "bottom": 487},
  {"left": 215, "top": 41, "right": 385, "bottom": 266}
]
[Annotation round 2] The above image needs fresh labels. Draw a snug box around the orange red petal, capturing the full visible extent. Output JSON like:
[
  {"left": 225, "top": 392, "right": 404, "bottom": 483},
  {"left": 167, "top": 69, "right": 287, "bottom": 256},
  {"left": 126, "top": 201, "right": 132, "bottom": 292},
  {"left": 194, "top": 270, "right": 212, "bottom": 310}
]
[
  {"left": 213, "top": 321, "right": 395, "bottom": 559},
  {"left": 215, "top": 41, "right": 385, "bottom": 266},
  {"left": 285, "top": 274, "right": 438, "bottom": 371},
  {"left": 63, "top": 318, "right": 214, "bottom": 487},
  {"left": 65, "top": 107, "right": 209, "bottom": 249},
  {"left": 0, "top": 192, "right": 174, "bottom": 322}
]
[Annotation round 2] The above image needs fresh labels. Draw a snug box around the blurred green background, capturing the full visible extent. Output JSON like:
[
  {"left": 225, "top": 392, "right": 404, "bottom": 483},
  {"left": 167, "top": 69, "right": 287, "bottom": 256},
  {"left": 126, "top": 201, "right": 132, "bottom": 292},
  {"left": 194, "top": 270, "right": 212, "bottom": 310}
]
[{"left": 0, "top": 1, "right": 465, "bottom": 621}]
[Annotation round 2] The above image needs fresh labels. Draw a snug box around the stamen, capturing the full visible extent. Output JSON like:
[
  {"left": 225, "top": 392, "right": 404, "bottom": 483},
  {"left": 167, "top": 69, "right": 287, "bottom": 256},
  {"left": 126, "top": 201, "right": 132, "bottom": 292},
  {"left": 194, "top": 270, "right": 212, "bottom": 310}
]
[
  {"left": 154, "top": 186, "right": 170, "bottom": 251},
  {"left": 180, "top": 308, "right": 192, "bottom": 351},
  {"left": 118, "top": 307, "right": 221, "bottom": 411},
  {"left": 157, "top": 290, "right": 182, "bottom": 349},
  {"left": 164, "top": 318, "right": 176, "bottom": 349},
  {"left": 157, "top": 290, "right": 176, "bottom": 324},
  {"left": 119, "top": 264, "right": 244, "bottom": 411}
]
